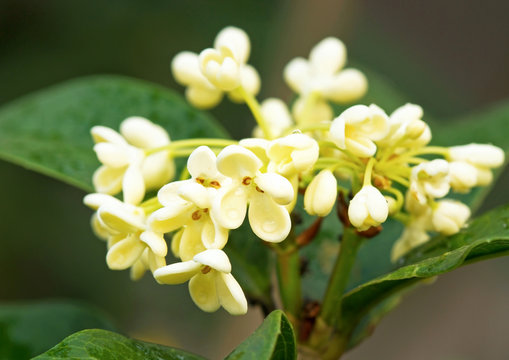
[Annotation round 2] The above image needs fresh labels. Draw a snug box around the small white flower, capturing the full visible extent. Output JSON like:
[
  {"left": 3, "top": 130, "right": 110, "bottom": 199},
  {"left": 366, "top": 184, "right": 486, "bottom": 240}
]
[
  {"left": 253, "top": 98, "right": 293, "bottom": 138},
  {"left": 267, "top": 133, "right": 319, "bottom": 177},
  {"left": 284, "top": 37, "right": 367, "bottom": 103},
  {"left": 149, "top": 147, "right": 230, "bottom": 260},
  {"left": 448, "top": 143, "right": 505, "bottom": 186},
  {"left": 83, "top": 193, "right": 167, "bottom": 278},
  {"left": 448, "top": 161, "right": 479, "bottom": 192},
  {"left": 154, "top": 249, "right": 248, "bottom": 315},
  {"left": 304, "top": 170, "right": 338, "bottom": 217},
  {"left": 213, "top": 145, "right": 294, "bottom": 242},
  {"left": 91, "top": 117, "right": 174, "bottom": 204},
  {"left": 348, "top": 185, "right": 389, "bottom": 231},
  {"left": 408, "top": 159, "right": 450, "bottom": 206},
  {"left": 292, "top": 96, "right": 333, "bottom": 126},
  {"left": 431, "top": 199, "right": 470, "bottom": 236},
  {"left": 172, "top": 51, "right": 223, "bottom": 109},
  {"left": 379, "top": 103, "right": 431, "bottom": 149},
  {"left": 199, "top": 27, "right": 260, "bottom": 94},
  {"left": 329, "top": 104, "right": 390, "bottom": 158},
  {"left": 172, "top": 27, "right": 259, "bottom": 109}
]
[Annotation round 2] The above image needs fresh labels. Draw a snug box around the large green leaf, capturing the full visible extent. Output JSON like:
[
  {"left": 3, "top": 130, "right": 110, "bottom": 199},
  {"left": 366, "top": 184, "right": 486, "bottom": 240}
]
[
  {"left": 0, "top": 75, "right": 228, "bottom": 192},
  {"left": 0, "top": 300, "right": 116, "bottom": 360},
  {"left": 225, "top": 310, "right": 296, "bottom": 360},
  {"left": 341, "top": 204, "right": 509, "bottom": 347},
  {"left": 0, "top": 75, "right": 273, "bottom": 308},
  {"left": 33, "top": 329, "right": 204, "bottom": 360}
]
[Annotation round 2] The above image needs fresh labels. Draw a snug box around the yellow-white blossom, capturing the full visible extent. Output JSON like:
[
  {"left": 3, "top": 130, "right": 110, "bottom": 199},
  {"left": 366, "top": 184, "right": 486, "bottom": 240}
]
[
  {"left": 348, "top": 185, "right": 389, "bottom": 231},
  {"left": 431, "top": 199, "right": 470, "bottom": 236},
  {"left": 448, "top": 161, "right": 479, "bottom": 193},
  {"left": 253, "top": 98, "right": 293, "bottom": 138},
  {"left": 149, "top": 147, "right": 230, "bottom": 261},
  {"left": 284, "top": 37, "right": 367, "bottom": 103},
  {"left": 199, "top": 27, "right": 260, "bottom": 96},
  {"left": 154, "top": 249, "right": 248, "bottom": 315},
  {"left": 267, "top": 133, "right": 319, "bottom": 177},
  {"left": 329, "top": 104, "right": 390, "bottom": 158},
  {"left": 172, "top": 51, "right": 223, "bottom": 109},
  {"left": 379, "top": 103, "right": 431, "bottom": 149},
  {"left": 213, "top": 145, "right": 294, "bottom": 242},
  {"left": 172, "top": 27, "right": 260, "bottom": 108},
  {"left": 447, "top": 143, "right": 505, "bottom": 186},
  {"left": 83, "top": 193, "right": 166, "bottom": 278},
  {"left": 408, "top": 159, "right": 450, "bottom": 208},
  {"left": 304, "top": 169, "right": 338, "bottom": 217},
  {"left": 91, "top": 117, "right": 174, "bottom": 204}
]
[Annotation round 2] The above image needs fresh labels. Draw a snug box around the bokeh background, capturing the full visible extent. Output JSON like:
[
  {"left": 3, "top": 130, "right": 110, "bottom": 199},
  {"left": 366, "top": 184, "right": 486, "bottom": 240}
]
[{"left": 1, "top": 1, "right": 509, "bottom": 359}]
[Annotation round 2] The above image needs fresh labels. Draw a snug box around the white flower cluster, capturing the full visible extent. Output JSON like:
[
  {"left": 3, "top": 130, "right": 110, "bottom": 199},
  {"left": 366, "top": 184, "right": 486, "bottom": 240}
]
[
  {"left": 84, "top": 26, "right": 506, "bottom": 316},
  {"left": 85, "top": 116, "right": 319, "bottom": 314}
]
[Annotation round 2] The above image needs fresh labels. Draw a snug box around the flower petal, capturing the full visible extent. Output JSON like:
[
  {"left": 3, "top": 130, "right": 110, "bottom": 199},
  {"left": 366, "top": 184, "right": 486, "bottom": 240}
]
[
  {"left": 178, "top": 181, "right": 211, "bottom": 209},
  {"left": 216, "top": 145, "right": 262, "bottom": 180},
  {"left": 214, "top": 26, "right": 250, "bottom": 64},
  {"left": 216, "top": 272, "right": 248, "bottom": 315},
  {"left": 154, "top": 260, "right": 201, "bottom": 285},
  {"left": 179, "top": 222, "right": 207, "bottom": 262},
  {"left": 98, "top": 203, "right": 145, "bottom": 233},
  {"left": 92, "top": 165, "right": 124, "bottom": 195},
  {"left": 187, "top": 146, "right": 219, "bottom": 180},
  {"left": 148, "top": 202, "right": 194, "bottom": 234},
  {"left": 170, "top": 229, "right": 183, "bottom": 258},
  {"left": 83, "top": 193, "right": 123, "bottom": 211},
  {"left": 93, "top": 143, "right": 130, "bottom": 168},
  {"left": 193, "top": 249, "right": 231, "bottom": 273},
  {"left": 120, "top": 116, "right": 170, "bottom": 149},
  {"left": 309, "top": 37, "right": 346, "bottom": 76},
  {"left": 283, "top": 57, "right": 310, "bottom": 94},
  {"left": 189, "top": 272, "right": 221, "bottom": 312},
  {"left": 212, "top": 184, "right": 248, "bottom": 229},
  {"left": 106, "top": 235, "right": 146, "bottom": 270},
  {"left": 91, "top": 126, "right": 126, "bottom": 145},
  {"left": 123, "top": 162, "right": 145, "bottom": 205},
  {"left": 142, "top": 152, "right": 175, "bottom": 190},
  {"left": 139, "top": 230, "right": 167, "bottom": 257},
  {"left": 248, "top": 192, "right": 291, "bottom": 242},
  {"left": 254, "top": 172, "right": 294, "bottom": 205}
]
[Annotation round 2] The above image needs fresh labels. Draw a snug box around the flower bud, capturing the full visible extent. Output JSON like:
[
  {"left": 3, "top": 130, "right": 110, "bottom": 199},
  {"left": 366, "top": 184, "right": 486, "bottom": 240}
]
[
  {"left": 348, "top": 185, "right": 389, "bottom": 231},
  {"left": 431, "top": 200, "right": 470, "bottom": 236},
  {"left": 304, "top": 170, "right": 338, "bottom": 217}
]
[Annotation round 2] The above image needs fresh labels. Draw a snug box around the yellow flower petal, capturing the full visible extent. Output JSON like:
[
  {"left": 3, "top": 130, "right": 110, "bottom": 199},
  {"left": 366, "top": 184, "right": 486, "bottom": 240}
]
[
  {"left": 154, "top": 260, "right": 201, "bottom": 285},
  {"left": 106, "top": 235, "right": 146, "bottom": 270},
  {"left": 216, "top": 272, "right": 248, "bottom": 315},
  {"left": 189, "top": 272, "right": 221, "bottom": 312}
]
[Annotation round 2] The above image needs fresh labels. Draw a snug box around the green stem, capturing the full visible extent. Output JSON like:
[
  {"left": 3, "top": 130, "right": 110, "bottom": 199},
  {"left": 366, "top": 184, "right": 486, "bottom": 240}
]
[
  {"left": 274, "top": 235, "right": 301, "bottom": 329},
  {"left": 145, "top": 138, "right": 237, "bottom": 155},
  {"left": 237, "top": 86, "right": 273, "bottom": 140},
  {"left": 319, "top": 227, "right": 363, "bottom": 326}
]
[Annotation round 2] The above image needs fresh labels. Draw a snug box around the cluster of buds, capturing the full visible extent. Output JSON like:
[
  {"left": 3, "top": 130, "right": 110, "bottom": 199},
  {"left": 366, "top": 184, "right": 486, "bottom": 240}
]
[{"left": 84, "top": 26, "right": 505, "bottom": 315}]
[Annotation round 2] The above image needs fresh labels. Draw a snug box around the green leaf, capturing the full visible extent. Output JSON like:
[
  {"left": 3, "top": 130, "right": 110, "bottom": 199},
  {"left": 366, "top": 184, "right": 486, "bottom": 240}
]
[
  {"left": 225, "top": 310, "right": 296, "bottom": 360},
  {"left": 0, "top": 75, "right": 228, "bottom": 192},
  {"left": 341, "top": 204, "right": 509, "bottom": 345},
  {"left": 33, "top": 329, "right": 204, "bottom": 360},
  {"left": 0, "top": 300, "right": 116, "bottom": 360}
]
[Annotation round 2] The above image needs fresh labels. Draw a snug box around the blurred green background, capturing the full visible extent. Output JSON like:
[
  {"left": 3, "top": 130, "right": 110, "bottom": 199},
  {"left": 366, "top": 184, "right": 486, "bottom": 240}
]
[{"left": 1, "top": 0, "right": 509, "bottom": 359}]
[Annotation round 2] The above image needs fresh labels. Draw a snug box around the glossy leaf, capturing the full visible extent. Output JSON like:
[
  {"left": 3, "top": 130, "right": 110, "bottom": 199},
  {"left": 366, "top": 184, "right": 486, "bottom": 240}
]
[
  {"left": 0, "top": 300, "right": 116, "bottom": 360},
  {"left": 226, "top": 310, "right": 296, "bottom": 360},
  {"left": 341, "top": 204, "right": 509, "bottom": 345},
  {"left": 33, "top": 328, "right": 204, "bottom": 360},
  {"left": 0, "top": 75, "right": 228, "bottom": 192}
]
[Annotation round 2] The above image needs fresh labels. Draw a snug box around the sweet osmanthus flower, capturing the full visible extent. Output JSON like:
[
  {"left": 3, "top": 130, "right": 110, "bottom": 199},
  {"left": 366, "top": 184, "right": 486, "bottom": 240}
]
[
  {"left": 154, "top": 249, "right": 247, "bottom": 315},
  {"left": 172, "top": 26, "right": 260, "bottom": 109},
  {"left": 284, "top": 37, "right": 367, "bottom": 125},
  {"left": 91, "top": 116, "right": 174, "bottom": 204},
  {"left": 82, "top": 25, "right": 506, "bottom": 323}
]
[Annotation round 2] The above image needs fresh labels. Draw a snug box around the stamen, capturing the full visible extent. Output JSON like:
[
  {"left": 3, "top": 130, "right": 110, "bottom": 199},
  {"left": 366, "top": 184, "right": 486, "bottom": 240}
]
[
  {"left": 209, "top": 180, "right": 221, "bottom": 189},
  {"left": 255, "top": 186, "right": 264, "bottom": 193},
  {"left": 192, "top": 210, "right": 202, "bottom": 220},
  {"left": 201, "top": 266, "right": 212, "bottom": 274},
  {"left": 242, "top": 176, "right": 252, "bottom": 185}
]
